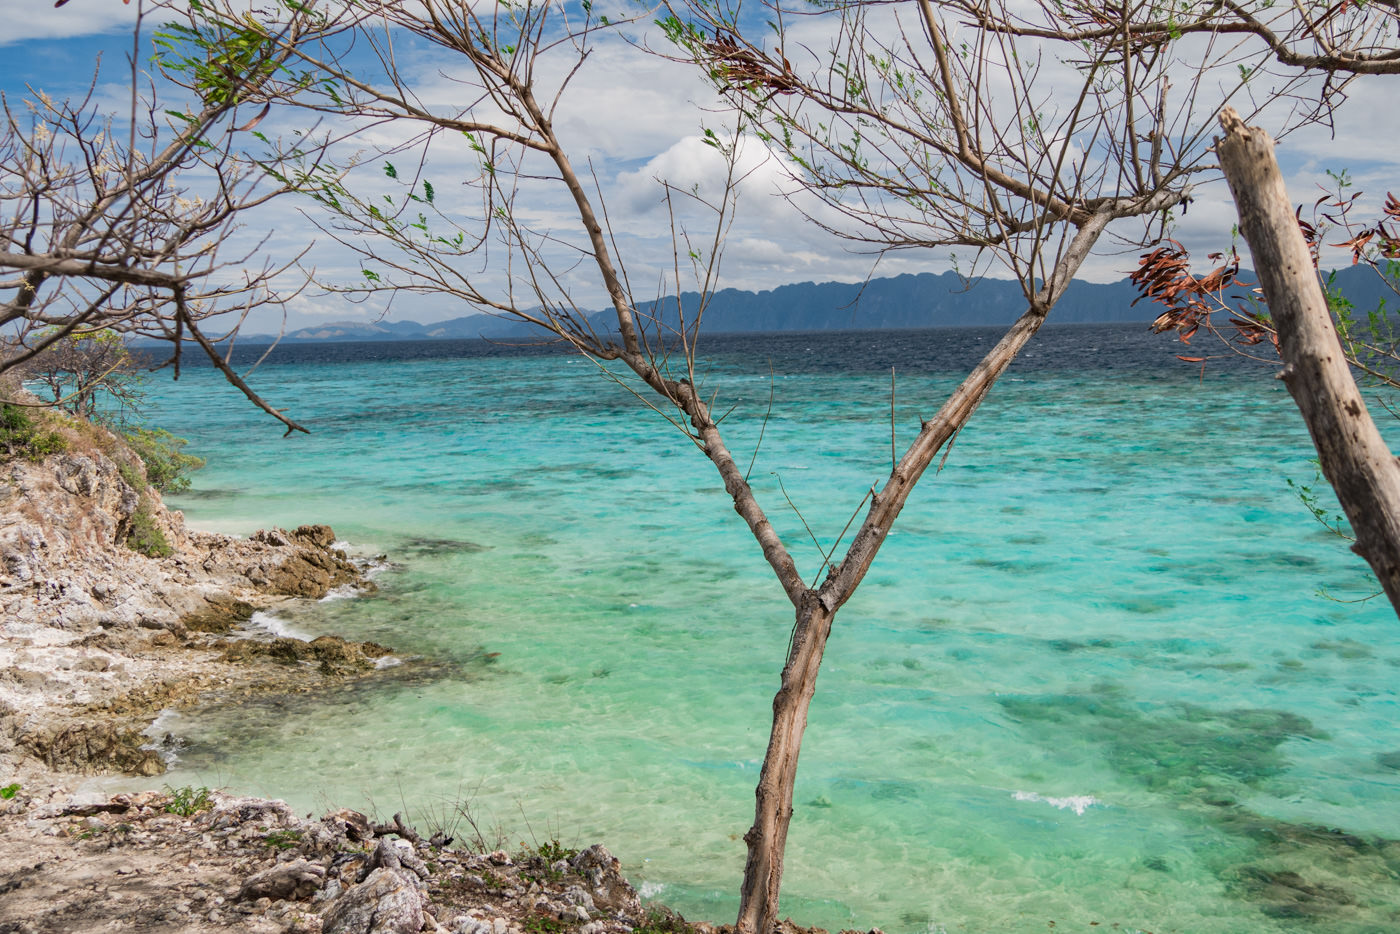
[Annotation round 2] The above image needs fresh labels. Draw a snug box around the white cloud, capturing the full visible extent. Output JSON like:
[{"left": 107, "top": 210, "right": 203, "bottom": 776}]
[
  {"left": 0, "top": 0, "right": 138, "bottom": 44},
  {"left": 8, "top": 2, "right": 1399, "bottom": 331}
]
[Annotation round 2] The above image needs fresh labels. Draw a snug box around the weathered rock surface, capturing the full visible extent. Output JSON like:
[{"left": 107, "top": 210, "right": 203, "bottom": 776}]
[
  {"left": 238, "top": 858, "right": 328, "bottom": 903},
  {"left": 323, "top": 867, "right": 429, "bottom": 934},
  {"left": 0, "top": 414, "right": 373, "bottom": 636}
]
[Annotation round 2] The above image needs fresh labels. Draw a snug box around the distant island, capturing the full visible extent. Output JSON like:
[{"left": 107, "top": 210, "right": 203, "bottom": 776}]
[{"left": 245, "top": 265, "right": 1397, "bottom": 343}]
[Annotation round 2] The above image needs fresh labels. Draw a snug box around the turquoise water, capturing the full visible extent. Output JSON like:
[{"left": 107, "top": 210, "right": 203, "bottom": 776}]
[{"left": 142, "top": 328, "right": 1400, "bottom": 933}]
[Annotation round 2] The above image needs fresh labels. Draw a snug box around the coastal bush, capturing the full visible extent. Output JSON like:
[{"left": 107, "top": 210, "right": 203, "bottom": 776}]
[
  {"left": 121, "top": 425, "right": 204, "bottom": 493},
  {"left": 115, "top": 460, "right": 175, "bottom": 558},
  {"left": 522, "top": 915, "right": 573, "bottom": 934},
  {"left": 127, "top": 507, "right": 174, "bottom": 559},
  {"left": 0, "top": 403, "right": 68, "bottom": 462},
  {"left": 535, "top": 839, "right": 577, "bottom": 864}
]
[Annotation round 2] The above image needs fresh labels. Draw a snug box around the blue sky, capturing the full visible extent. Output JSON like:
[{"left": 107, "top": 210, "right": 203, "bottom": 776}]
[{"left": 3, "top": 1, "right": 1396, "bottom": 332}]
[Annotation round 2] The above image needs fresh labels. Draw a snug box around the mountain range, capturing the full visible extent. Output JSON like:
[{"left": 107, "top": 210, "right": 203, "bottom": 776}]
[{"left": 247, "top": 265, "right": 1396, "bottom": 343}]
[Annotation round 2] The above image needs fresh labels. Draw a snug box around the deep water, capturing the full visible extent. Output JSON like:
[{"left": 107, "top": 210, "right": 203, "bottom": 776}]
[{"left": 141, "top": 325, "right": 1400, "bottom": 933}]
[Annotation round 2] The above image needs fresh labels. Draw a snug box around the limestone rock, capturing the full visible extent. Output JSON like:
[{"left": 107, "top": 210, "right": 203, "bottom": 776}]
[
  {"left": 21, "top": 719, "right": 165, "bottom": 776},
  {"left": 237, "top": 858, "right": 327, "bottom": 902},
  {"left": 570, "top": 845, "right": 641, "bottom": 918},
  {"left": 322, "top": 867, "right": 426, "bottom": 934},
  {"left": 327, "top": 808, "right": 374, "bottom": 842}
]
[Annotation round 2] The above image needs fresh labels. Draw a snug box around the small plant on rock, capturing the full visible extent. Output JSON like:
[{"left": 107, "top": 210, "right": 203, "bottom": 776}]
[
  {"left": 263, "top": 828, "right": 304, "bottom": 850},
  {"left": 536, "top": 839, "right": 577, "bottom": 864},
  {"left": 163, "top": 784, "right": 213, "bottom": 816},
  {"left": 522, "top": 915, "right": 574, "bottom": 934},
  {"left": 116, "top": 460, "right": 175, "bottom": 558},
  {"left": 0, "top": 783, "right": 20, "bottom": 800},
  {"left": 632, "top": 907, "right": 693, "bottom": 934}
]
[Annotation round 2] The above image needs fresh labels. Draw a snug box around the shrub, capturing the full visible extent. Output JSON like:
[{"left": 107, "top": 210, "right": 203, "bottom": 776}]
[
  {"left": 0, "top": 403, "right": 68, "bottom": 462},
  {"left": 127, "top": 506, "right": 174, "bottom": 558},
  {"left": 113, "top": 459, "right": 174, "bottom": 558},
  {"left": 121, "top": 426, "right": 204, "bottom": 493}
]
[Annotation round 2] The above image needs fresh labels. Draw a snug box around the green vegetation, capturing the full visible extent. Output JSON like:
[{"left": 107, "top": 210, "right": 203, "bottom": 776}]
[
  {"left": 121, "top": 426, "right": 205, "bottom": 493},
  {"left": 116, "top": 461, "right": 175, "bottom": 558},
  {"left": 0, "top": 403, "right": 68, "bottom": 462},
  {"left": 632, "top": 908, "right": 694, "bottom": 934},
  {"left": 262, "top": 828, "right": 304, "bottom": 850},
  {"left": 535, "top": 839, "right": 577, "bottom": 864},
  {"left": 163, "top": 784, "right": 213, "bottom": 816},
  {"left": 0, "top": 782, "right": 21, "bottom": 800},
  {"left": 126, "top": 506, "right": 174, "bottom": 558},
  {"left": 522, "top": 915, "right": 573, "bottom": 934},
  {"left": 518, "top": 838, "right": 579, "bottom": 884}
]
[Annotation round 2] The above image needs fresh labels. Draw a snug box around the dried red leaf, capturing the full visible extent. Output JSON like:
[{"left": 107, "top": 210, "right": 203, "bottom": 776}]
[{"left": 1330, "top": 230, "right": 1376, "bottom": 264}]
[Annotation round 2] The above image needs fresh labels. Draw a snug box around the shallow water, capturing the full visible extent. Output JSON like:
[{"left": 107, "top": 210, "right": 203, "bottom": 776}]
[{"left": 142, "top": 326, "right": 1400, "bottom": 933}]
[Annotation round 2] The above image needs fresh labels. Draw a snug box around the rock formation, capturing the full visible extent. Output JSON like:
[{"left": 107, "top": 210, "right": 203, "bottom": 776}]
[{"left": 0, "top": 417, "right": 385, "bottom": 782}]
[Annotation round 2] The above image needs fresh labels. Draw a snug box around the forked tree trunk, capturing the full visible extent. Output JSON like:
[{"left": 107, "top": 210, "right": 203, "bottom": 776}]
[
  {"left": 734, "top": 210, "right": 1122, "bottom": 934},
  {"left": 1216, "top": 107, "right": 1400, "bottom": 618}
]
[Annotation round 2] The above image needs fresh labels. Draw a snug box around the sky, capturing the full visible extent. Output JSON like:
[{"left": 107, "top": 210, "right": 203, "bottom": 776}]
[{"left": 3, "top": 0, "right": 1397, "bottom": 333}]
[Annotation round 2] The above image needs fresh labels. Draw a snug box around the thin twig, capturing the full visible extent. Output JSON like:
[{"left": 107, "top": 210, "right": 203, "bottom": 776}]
[{"left": 745, "top": 358, "right": 776, "bottom": 483}]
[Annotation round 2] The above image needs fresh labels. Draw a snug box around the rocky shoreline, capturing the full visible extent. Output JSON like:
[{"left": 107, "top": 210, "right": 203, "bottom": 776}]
[
  {"left": 0, "top": 429, "right": 391, "bottom": 781},
  {"left": 0, "top": 421, "right": 651, "bottom": 934},
  {"left": 0, "top": 419, "right": 862, "bottom": 934}
]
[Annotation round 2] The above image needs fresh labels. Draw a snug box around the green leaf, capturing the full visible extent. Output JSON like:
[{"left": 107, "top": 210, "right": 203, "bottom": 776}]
[
  {"left": 384, "top": 162, "right": 398, "bottom": 179},
  {"left": 423, "top": 180, "right": 435, "bottom": 204}
]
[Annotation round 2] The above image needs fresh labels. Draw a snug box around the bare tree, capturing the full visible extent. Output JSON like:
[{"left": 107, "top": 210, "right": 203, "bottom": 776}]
[
  {"left": 18, "top": 328, "right": 145, "bottom": 421},
  {"left": 655, "top": 0, "right": 1385, "bottom": 925},
  {"left": 0, "top": 0, "right": 338, "bottom": 434},
  {"left": 154, "top": 0, "right": 1386, "bottom": 930}
]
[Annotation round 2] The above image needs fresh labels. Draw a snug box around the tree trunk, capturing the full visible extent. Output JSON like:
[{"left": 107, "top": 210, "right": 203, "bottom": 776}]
[
  {"left": 735, "top": 594, "right": 831, "bottom": 934},
  {"left": 732, "top": 210, "right": 1124, "bottom": 934},
  {"left": 1216, "top": 106, "right": 1400, "bottom": 617}
]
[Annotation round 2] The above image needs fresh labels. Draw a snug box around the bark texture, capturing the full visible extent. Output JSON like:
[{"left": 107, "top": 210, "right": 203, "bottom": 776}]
[{"left": 1216, "top": 106, "right": 1400, "bottom": 617}]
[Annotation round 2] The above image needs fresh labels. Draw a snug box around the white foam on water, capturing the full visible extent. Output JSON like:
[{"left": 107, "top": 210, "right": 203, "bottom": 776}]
[
  {"left": 1011, "top": 790, "right": 1102, "bottom": 816},
  {"left": 374, "top": 655, "right": 403, "bottom": 669},
  {"left": 319, "top": 584, "right": 360, "bottom": 603},
  {"left": 139, "top": 708, "right": 184, "bottom": 766},
  {"left": 248, "top": 611, "right": 312, "bottom": 640},
  {"left": 638, "top": 881, "right": 667, "bottom": 899}
]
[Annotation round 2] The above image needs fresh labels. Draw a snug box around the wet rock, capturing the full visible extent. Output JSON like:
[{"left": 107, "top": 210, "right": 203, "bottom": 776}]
[
  {"left": 222, "top": 635, "right": 391, "bottom": 675},
  {"left": 22, "top": 720, "right": 165, "bottom": 776},
  {"left": 292, "top": 525, "right": 337, "bottom": 549},
  {"left": 184, "top": 596, "right": 257, "bottom": 634}
]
